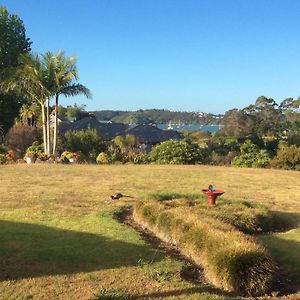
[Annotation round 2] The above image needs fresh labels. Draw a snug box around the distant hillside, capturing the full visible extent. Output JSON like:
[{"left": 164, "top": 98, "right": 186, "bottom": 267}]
[{"left": 90, "top": 109, "right": 223, "bottom": 125}]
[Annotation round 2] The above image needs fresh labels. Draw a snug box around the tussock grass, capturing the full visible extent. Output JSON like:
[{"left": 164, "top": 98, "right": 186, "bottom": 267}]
[
  {"left": 155, "top": 195, "right": 295, "bottom": 234},
  {"left": 134, "top": 200, "right": 275, "bottom": 295},
  {"left": 149, "top": 192, "right": 201, "bottom": 202}
]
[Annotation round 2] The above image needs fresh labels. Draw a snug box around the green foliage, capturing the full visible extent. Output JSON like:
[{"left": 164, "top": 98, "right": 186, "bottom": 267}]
[
  {"left": 148, "top": 140, "right": 204, "bottom": 164},
  {"left": 134, "top": 200, "right": 275, "bottom": 295},
  {"left": 26, "top": 141, "right": 43, "bottom": 154},
  {"left": 62, "top": 128, "right": 106, "bottom": 161},
  {"left": 0, "top": 6, "right": 31, "bottom": 134},
  {"left": 108, "top": 135, "right": 147, "bottom": 164},
  {"left": 96, "top": 152, "right": 110, "bottom": 164},
  {"left": 271, "top": 144, "right": 300, "bottom": 170},
  {"left": 232, "top": 140, "right": 270, "bottom": 168},
  {"left": 0, "top": 153, "right": 6, "bottom": 164}
]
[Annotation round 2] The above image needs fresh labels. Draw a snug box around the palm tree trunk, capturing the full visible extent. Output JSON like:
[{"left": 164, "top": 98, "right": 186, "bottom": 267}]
[
  {"left": 41, "top": 104, "right": 47, "bottom": 154},
  {"left": 46, "top": 98, "right": 51, "bottom": 156},
  {"left": 52, "top": 93, "right": 59, "bottom": 156}
]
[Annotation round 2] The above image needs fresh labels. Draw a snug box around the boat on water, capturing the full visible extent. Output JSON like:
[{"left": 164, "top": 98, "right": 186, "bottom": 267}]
[{"left": 167, "top": 121, "right": 174, "bottom": 130}]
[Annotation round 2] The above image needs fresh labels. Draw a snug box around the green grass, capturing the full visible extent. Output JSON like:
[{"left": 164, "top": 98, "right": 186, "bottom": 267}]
[{"left": 0, "top": 164, "right": 299, "bottom": 299}]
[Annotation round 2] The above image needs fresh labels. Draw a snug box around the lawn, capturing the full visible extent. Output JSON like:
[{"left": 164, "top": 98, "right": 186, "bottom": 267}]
[{"left": 0, "top": 164, "right": 299, "bottom": 300}]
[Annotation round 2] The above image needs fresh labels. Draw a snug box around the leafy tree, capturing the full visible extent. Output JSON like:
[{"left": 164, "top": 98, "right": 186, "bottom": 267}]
[
  {"left": 221, "top": 109, "right": 256, "bottom": 137},
  {"left": 0, "top": 6, "right": 31, "bottom": 134}
]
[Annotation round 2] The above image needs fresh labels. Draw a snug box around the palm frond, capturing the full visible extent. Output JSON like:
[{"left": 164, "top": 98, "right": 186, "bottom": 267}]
[{"left": 60, "top": 83, "right": 92, "bottom": 99}]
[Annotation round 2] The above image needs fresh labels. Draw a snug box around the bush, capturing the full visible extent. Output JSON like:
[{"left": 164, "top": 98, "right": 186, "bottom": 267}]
[
  {"left": 270, "top": 144, "right": 300, "bottom": 170},
  {"left": 96, "top": 152, "right": 110, "bottom": 164},
  {"left": 26, "top": 141, "right": 44, "bottom": 155},
  {"left": 133, "top": 201, "right": 275, "bottom": 295},
  {"left": 62, "top": 128, "right": 106, "bottom": 161},
  {"left": 208, "top": 150, "right": 239, "bottom": 166},
  {"left": 232, "top": 140, "right": 270, "bottom": 168},
  {"left": 6, "top": 125, "right": 38, "bottom": 154},
  {"left": 126, "top": 150, "right": 148, "bottom": 164},
  {"left": 148, "top": 140, "right": 204, "bottom": 164},
  {"left": 0, "top": 154, "right": 6, "bottom": 164}
]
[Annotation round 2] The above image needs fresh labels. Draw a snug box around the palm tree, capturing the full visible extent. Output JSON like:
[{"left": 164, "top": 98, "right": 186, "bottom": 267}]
[
  {"left": 19, "top": 103, "right": 38, "bottom": 126},
  {"left": 0, "top": 53, "right": 51, "bottom": 154},
  {"left": 43, "top": 50, "right": 91, "bottom": 155}
]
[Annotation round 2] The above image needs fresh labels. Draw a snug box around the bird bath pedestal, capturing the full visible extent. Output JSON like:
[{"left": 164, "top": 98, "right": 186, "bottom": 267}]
[{"left": 201, "top": 189, "right": 225, "bottom": 206}]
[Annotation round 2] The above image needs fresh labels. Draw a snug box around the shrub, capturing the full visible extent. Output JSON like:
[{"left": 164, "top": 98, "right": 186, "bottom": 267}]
[
  {"left": 133, "top": 201, "right": 275, "bottom": 295},
  {"left": 6, "top": 125, "right": 38, "bottom": 154},
  {"left": 126, "top": 150, "right": 148, "bottom": 164},
  {"left": 208, "top": 150, "right": 239, "bottom": 166},
  {"left": 5, "top": 149, "right": 17, "bottom": 162},
  {"left": 62, "top": 128, "right": 106, "bottom": 161},
  {"left": 148, "top": 140, "right": 203, "bottom": 164},
  {"left": 96, "top": 152, "right": 110, "bottom": 164},
  {"left": 232, "top": 140, "right": 270, "bottom": 168},
  {"left": 0, "top": 154, "right": 6, "bottom": 164},
  {"left": 270, "top": 144, "right": 300, "bottom": 170}
]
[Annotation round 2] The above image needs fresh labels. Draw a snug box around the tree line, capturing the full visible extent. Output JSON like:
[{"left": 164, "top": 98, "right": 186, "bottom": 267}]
[{"left": 91, "top": 109, "right": 223, "bottom": 125}]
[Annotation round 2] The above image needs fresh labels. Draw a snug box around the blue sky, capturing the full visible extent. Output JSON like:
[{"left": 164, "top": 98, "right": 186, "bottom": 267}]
[{"left": 2, "top": 0, "right": 300, "bottom": 113}]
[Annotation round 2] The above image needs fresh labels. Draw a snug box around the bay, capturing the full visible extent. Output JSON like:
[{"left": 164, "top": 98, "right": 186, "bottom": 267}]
[{"left": 157, "top": 124, "right": 223, "bottom": 133}]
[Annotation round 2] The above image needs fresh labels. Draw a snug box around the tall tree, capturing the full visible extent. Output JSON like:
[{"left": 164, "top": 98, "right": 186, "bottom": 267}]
[
  {"left": 43, "top": 51, "right": 91, "bottom": 155},
  {"left": 0, "top": 6, "right": 31, "bottom": 134},
  {"left": 1, "top": 53, "right": 51, "bottom": 154}
]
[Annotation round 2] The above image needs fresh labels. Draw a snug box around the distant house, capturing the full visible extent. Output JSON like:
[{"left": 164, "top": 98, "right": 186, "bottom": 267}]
[
  {"left": 58, "top": 116, "right": 128, "bottom": 141},
  {"left": 125, "top": 124, "right": 182, "bottom": 151},
  {"left": 50, "top": 115, "right": 75, "bottom": 128},
  {"left": 58, "top": 117, "right": 182, "bottom": 149}
]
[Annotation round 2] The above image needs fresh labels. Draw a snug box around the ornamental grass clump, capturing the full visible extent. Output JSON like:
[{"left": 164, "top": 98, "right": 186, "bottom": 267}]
[{"left": 134, "top": 201, "right": 275, "bottom": 295}]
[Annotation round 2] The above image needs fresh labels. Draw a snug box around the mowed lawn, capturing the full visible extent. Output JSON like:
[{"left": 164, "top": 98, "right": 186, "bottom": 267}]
[{"left": 0, "top": 164, "right": 299, "bottom": 300}]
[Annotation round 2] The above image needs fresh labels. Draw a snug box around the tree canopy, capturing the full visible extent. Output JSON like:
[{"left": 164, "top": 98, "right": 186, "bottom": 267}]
[{"left": 0, "top": 6, "right": 32, "bottom": 134}]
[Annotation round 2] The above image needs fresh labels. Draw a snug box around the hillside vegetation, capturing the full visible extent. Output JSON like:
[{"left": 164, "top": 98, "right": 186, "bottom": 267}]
[{"left": 91, "top": 109, "right": 223, "bottom": 125}]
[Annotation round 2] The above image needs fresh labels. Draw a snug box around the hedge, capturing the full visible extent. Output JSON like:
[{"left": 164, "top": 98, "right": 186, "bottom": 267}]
[{"left": 133, "top": 201, "right": 275, "bottom": 295}]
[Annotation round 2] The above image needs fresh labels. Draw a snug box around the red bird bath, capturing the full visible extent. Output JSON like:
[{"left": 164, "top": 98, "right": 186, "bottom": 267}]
[{"left": 202, "top": 187, "right": 225, "bottom": 206}]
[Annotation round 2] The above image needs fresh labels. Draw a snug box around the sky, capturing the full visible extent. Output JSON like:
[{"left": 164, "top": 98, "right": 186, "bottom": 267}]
[{"left": 2, "top": 0, "right": 300, "bottom": 114}]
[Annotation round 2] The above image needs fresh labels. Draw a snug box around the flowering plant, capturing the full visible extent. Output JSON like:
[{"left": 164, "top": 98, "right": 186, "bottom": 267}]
[
  {"left": 61, "top": 151, "right": 80, "bottom": 161},
  {"left": 24, "top": 151, "right": 36, "bottom": 159}
]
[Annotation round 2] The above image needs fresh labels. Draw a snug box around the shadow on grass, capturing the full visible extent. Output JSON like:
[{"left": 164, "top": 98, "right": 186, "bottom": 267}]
[
  {"left": 0, "top": 220, "right": 161, "bottom": 281},
  {"left": 271, "top": 211, "right": 300, "bottom": 231},
  {"left": 259, "top": 232, "right": 300, "bottom": 292}
]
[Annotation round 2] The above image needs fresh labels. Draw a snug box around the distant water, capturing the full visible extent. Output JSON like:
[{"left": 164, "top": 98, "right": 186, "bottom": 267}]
[{"left": 157, "top": 124, "right": 223, "bottom": 133}]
